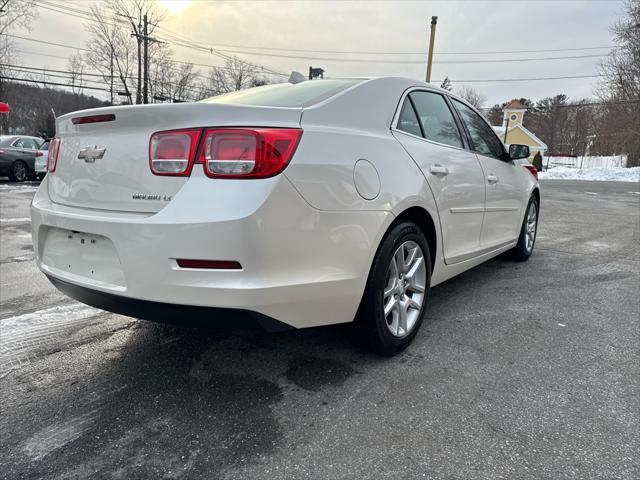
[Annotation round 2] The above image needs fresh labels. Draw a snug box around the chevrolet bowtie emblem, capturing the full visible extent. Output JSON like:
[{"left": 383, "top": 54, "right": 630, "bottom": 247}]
[{"left": 77, "top": 145, "right": 106, "bottom": 162}]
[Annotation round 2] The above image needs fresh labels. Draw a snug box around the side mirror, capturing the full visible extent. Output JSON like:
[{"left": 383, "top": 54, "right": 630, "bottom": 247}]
[{"left": 508, "top": 144, "right": 530, "bottom": 160}]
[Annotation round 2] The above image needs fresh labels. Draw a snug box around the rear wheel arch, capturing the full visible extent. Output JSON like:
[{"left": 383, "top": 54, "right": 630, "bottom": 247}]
[{"left": 391, "top": 206, "right": 437, "bottom": 273}]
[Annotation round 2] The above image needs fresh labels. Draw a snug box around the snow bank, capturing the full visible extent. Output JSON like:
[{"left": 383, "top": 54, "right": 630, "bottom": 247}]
[{"left": 539, "top": 166, "right": 640, "bottom": 182}]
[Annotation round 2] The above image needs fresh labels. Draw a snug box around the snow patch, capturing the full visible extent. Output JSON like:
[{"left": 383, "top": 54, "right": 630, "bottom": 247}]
[{"left": 539, "top": 166, "right": 640, "bottom": 182}]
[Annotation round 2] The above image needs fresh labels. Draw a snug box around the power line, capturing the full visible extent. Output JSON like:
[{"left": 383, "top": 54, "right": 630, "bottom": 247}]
[
  {"left": 445, "top": 74, "right": 604, "bottom": 83},
  {"left": 157, "top": 43, "right": 608, "bottom": 64},
  {"left": 5, "top": 34, "right": 248, "bottom": 76},
  {"left": 479, "top": 99, "right": 640, "bottom": 109},
  {"left": 1, "top": 75, "right": 111, "bottom": 92},
  {"left": 151, "top": 18, "right": 615, "bottom": 56},
  {"left": 33, "top": 1, "right": 290, "bottom": 78},
  {"left": 38, "top": 0, "right": 616, "bottom": 58}
]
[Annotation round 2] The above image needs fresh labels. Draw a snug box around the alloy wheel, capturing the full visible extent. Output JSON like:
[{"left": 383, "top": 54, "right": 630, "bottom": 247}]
[
  {"left": 382, "top": 240, "right": 427, "bottom": 338},
  {"left": 525, "top": 202, "right": 538, "bottom": 253},
  {"left": 12, "top": 162, "right": 27, "bottom": 182}
]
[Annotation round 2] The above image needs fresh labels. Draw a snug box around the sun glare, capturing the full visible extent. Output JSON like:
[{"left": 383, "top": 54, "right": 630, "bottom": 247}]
[{"left": 159, "top": 0, "right": 190, "bottom": 15}]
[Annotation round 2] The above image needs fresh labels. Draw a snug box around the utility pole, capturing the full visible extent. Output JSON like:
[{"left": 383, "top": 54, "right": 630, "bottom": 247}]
[
  {"left": 503, "top": 116, "right": 510, "bottom": 143},
  {"left": 109, "top": 46, "right": 114, "bottom": 105},
  {"left": 135, "top": 21, "right": 142, "bottom": 104},
  {"left": 425, "top": 16, "right": 438, "bottom": 83},
  {"left": 120, "top": 12, "right": 160, "bottom": 105},
  {"left": 143, "top": 14, "right": 149, "bottom": 104}
]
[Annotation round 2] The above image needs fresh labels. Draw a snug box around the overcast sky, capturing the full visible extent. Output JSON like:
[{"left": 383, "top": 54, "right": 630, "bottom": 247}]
[{"left": 14, "top": 0, "right": 627, "bottom": 106}]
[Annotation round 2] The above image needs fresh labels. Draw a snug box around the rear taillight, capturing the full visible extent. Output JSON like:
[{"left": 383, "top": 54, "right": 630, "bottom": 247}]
[
  {"left": 36, "top": 151, "right": 43, "bottom": 157},
  {"left": 197, "top": 128, "right": 302, "bottom": 179},
  {"left": 149, "top": 129, "right": 201, "bottom": 176},
  {"left": 48, "top": 137, "right": 62, "bottom": 172},
  {"left": 524, "top": 164, "right": 538, "bottom": 180}
]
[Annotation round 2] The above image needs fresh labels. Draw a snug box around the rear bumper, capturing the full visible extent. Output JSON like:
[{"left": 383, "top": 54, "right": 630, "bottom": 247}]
[
  {"left": 47, "top": 275, "right": 292, "bottom": 333},
  {"left": 31, "top": 173, "right": 391, "bottom": 329}
]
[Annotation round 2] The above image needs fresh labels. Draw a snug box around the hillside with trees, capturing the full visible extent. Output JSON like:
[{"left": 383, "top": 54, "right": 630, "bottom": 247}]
[{"left": 0, "top": 82, "right": 108, "bottom": 137}]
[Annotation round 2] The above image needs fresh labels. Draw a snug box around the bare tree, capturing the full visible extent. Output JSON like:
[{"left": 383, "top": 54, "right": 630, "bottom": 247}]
[
  {"left": 597, "top": 0, "right": 640, "bottom": 166},
  {"left": 200, "top": 57, "right": 261, "bottom": 97},
  {"left": 85, "top": 5, "right": 135, "bottom": 104},
  {"left": 456, "top": 85, "right": 487, "bottom": 109},
  {"left": 85, "top": 0, "right": 166, "bottom": 105},
  {"left": 108, "top": 0, "right": 166, "bottom": 104},
  {"left": 0, "top": 0, "right": 38, "bottom": 132},
  {"left": 68, "top": 52, "right": 86, "bottom": 103},
  {"left": 0, "top": 0, "right": 37, "bottom": 64},
  {"left": 148, "top": 44, "right": 198, "bottom": 103}
]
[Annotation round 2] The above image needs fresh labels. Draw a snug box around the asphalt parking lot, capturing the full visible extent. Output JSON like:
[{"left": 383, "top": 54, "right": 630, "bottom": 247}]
[{"left": 1, "top": 179, "right": 638, "bottom": 479}]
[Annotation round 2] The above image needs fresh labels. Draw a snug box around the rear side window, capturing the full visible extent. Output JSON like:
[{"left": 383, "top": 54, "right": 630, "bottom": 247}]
[
  {"left": 408, "top": 91, "right": 463, "bottom": 149},
  {"left": 201, "top": 79, "right": 363, "bottom": 108},
  {"left": 0, "top": 136, "right": 16, "bottom": 147},
  {"left": 452, "top": 99, "right": 505, "bottom": 159},
  {"left": 397, "top": 98, "right": 422, "bottom": 137}
]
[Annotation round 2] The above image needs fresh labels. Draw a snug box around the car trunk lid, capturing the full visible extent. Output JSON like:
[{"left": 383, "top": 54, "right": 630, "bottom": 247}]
[{"left": 50, "top": 103, "right": 302, "bottom": 213}]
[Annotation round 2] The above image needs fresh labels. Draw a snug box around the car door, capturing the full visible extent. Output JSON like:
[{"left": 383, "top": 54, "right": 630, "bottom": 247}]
[
  {"left": 392, "top": 90, "right": 486, "bottom": 264},
  {"left": 451, "top": 98, "right": 526, "bottom": 248}
]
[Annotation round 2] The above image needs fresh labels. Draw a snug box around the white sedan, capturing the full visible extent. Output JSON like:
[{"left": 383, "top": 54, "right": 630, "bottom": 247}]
[
  {"left": 31, "top": 77, "right": 539, "bottom": 355},
  {"left": 34, "top": 139, "right": 50, "bottom": 180}
]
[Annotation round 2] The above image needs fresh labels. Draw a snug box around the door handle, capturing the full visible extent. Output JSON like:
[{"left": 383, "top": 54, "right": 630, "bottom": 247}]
[
  {"left": 429, "top": 164, "right": 449, "bottom": 176},
  {"left": 487, "top": 174, "right": 499, "bottom": 184}
]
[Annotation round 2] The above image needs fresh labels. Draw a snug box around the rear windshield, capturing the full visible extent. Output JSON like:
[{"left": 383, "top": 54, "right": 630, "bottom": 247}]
[
  {"left": 201, "top": 79, "right": 364, "bottom": 108},
  {"left": 0, "top": 136, "right": 16, "bottom": 147},
  {"left": 40, "top": 141, "right": 50, "bottom": 150}
]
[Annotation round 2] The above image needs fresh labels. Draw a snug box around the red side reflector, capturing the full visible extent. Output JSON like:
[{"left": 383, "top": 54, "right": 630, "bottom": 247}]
[
  {"left": 72, "top": 114, "right": 116, "bottom": 125},
  {"left": 176, "top": 259, "right": 242, "bottom": 270},
  {"left": 524, "top": 164, "right": 538, "bottom": 180}
]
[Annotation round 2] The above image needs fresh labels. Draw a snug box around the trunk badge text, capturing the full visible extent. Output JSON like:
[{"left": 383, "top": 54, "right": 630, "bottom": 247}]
[
  {"left": 77, "top": 145, "right": 106, "bottom": 163},
  {"left": 132, "top": 193, "right": 172, "bottom": 201}
]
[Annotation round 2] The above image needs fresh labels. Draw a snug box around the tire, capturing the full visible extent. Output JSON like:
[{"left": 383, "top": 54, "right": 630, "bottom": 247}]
[
  {"left": 510, "top": 196, "right": 539, "bottom": 261},
  {"left": 8, "top": 161, "right": 28, "bottom": 182},
  {"left": 355, "top": 221, "right": 432, "bottom": 356}
]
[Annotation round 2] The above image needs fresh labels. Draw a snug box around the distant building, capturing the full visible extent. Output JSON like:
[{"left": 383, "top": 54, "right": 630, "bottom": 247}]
[{"left": 491, "top": 100, "right": 547, "bottom": 159}]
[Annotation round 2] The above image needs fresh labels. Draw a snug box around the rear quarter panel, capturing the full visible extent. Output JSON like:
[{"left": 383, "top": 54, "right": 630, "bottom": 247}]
[{"left": 286, "top": 78, "right": 439, "bottom": 217}]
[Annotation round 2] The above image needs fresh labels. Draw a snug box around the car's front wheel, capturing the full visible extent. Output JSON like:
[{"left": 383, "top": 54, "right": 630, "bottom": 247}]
[
  {"left": 9, "top": 161, "right": 29, "bottom": 182},
  {"left": 356, "top": 221, "right": 431, "bottom": 356}
]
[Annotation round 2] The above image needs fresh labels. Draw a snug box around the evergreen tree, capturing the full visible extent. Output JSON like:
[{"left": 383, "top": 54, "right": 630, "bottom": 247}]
[{"left": 532, "top": 151, "right": 543, "bottom": 172}]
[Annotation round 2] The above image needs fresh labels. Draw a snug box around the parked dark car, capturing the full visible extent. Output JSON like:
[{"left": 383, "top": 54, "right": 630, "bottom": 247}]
[{"left": 0, "top": 135, "right": 44, "bottom": 182}]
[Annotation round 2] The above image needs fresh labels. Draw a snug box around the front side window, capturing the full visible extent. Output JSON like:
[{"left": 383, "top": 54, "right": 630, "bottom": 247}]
[
  {"left": 452, "top": 99, "right": 505, "bottom": 159},
  {"left": 396, "top": 98, "right": 422, "bottom": 137},
  {"left": 409, "top": 91, "right": 463, "bottom": 149}
]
